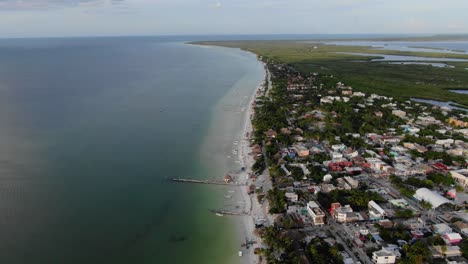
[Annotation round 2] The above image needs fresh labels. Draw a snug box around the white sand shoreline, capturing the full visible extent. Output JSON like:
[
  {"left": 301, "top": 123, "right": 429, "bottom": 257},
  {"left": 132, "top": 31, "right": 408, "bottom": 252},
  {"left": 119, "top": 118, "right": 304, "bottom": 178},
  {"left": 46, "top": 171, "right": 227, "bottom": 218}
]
[{"left": 233, "top": 62, "right": 274, "bottom": 264}]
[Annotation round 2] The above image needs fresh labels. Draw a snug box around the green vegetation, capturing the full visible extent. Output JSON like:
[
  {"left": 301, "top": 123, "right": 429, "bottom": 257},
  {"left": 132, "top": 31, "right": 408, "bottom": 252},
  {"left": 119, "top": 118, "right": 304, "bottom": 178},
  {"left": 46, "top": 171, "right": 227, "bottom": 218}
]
[
  {"left": 427, "top": 173, "right": 455, "bottom": 186},
  {"left": 419, "top": 200, "right": 433, "bottom": 210},
  {"left": 267, "top": 188, "right": 287, "bottom": 214},
  {"left": 400, "top": 240, "right": 432, "bottom": 264},
  {"left": 193, "top": 41, "right": 468, "bottom": 106},
  {"left": 394, "top": 209, "right": 414, "bottom": 219},
  {"left": 308, "top": 237, "right": 344, "bottom": 264},
  {"left": 376, "top": 224, "right": 411, "bottom": 242},
  {"left": 252, "top": 155, "right": 266, "bottom": 173},
  {"left": 402, "top": 134, "right": 434, "bottom": 146},
  {"left": 462, "top": 239, "right": 468, "bottom": 259},
  {"left": 318, "top": 189, "right": 385, "bottom": 210},
  {"left": 261, "top": 226, "right": 297, "bottom": 263},
  {"left": 411, "top": 150, "right": 467, "bottom": 166},
  {"left": 390, "top": 175, "right": 415, "bottom": 197}
]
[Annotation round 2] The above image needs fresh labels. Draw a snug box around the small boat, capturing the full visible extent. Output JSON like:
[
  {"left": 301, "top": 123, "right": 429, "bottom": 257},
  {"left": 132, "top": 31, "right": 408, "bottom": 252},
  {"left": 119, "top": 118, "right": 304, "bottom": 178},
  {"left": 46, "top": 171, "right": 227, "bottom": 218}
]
[
  {"left": 238, "top": 251, "right": 243, "bottom": 257},
  {"left": 224, "top": 195, "right": 232, "bottom": 199},
  {"left": 216, "top": 213, "right": 224, "bottom": 217}
]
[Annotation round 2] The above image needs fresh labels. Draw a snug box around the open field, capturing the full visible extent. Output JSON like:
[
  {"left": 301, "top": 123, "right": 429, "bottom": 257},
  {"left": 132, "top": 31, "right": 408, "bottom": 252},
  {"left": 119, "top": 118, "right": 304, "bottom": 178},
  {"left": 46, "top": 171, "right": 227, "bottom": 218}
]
[{"left": 192, "top": 41, "right": 468, "bottom": 106}]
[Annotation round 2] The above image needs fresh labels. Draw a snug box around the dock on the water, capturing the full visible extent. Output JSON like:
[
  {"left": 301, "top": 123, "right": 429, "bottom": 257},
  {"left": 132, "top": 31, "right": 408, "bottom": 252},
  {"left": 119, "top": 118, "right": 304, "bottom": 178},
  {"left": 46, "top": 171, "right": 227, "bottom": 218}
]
[
  {"left": 210, "top": 209, "right": 250, "bottom": 216},
  {"left": 171, "top": 178, "right": 245, "bottom": 186}
]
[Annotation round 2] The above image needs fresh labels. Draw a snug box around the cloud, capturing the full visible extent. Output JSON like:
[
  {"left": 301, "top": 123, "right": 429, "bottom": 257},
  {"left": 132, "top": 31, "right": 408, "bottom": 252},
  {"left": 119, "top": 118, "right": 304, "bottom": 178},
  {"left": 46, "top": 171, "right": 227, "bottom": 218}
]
[{"left": 0, "top": 0, "right": 123, "bottom": 10}]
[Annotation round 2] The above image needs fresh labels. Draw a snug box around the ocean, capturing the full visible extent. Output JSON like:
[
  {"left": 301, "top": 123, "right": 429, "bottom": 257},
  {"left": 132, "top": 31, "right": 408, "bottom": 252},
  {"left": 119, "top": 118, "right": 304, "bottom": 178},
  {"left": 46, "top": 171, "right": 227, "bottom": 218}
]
[{"left": 0, "top": 37, "right": 264, "bottom": 263}]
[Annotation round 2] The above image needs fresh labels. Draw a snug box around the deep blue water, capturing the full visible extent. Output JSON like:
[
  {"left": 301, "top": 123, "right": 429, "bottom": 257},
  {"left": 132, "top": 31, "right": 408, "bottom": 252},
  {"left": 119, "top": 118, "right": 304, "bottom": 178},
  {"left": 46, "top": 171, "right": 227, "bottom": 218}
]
[{"left": 0, "top": 37, "right": 262, "bottom": 263}]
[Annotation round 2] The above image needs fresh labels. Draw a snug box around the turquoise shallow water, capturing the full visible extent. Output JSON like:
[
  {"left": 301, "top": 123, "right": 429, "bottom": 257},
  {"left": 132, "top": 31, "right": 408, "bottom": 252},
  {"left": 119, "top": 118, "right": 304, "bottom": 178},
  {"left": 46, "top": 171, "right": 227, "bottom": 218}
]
[{"left": 0, "top": 37, "right": 263, "bottom": 263}]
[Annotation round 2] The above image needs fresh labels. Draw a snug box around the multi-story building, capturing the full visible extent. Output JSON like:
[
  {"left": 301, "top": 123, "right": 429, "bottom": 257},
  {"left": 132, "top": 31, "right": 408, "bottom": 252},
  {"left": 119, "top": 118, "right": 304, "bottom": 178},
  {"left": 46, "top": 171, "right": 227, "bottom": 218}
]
[
  {"left": 307, "top": 201, "right": 325, "bottom": 226},
  {"left": 372, "top": 249, "right": 397, "bottom": 264}
]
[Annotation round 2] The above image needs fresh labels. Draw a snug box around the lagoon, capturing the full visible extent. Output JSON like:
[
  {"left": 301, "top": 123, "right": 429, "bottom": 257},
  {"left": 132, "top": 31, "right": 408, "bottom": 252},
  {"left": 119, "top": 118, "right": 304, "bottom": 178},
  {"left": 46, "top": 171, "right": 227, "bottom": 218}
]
[{"left": 336, "top": 52, "right": 468, "bottom": 62}]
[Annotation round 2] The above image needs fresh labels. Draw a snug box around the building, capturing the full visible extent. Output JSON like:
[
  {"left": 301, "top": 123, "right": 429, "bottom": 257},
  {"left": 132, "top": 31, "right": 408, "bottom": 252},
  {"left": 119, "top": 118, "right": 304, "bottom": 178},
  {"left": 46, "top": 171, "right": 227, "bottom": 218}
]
[
  {"left": 392, "top": 110, "right": 406, "bottom": 118},
  {"left": 285, "top": 192, "right": 299, "bottom": 202},
  {"left": 444, "top": 232, "right": 463, "bottom": 245},
  {"left": 389, "top": 199, "right": 409, "bottom": 208},
  {"left": 450, "top": 170, "right": 468, "bottom": 187},
  {"left": 433, "top": 223, "right": 453, "bottom": 235},
  {"left": 337, "top": 178, "right": 351, "bottom": 190},
  {"left": 331, "top": 152, "right": 343, "bottom": 160},
  {"left": 368, "top": 200, "right": 386, "bottom": 220},
  {"left": 224, "top": 174, "right": 233, "bottom": 183},
  {"left": 307, "top": 201, "right": 325, "bottom": 226},
  {"left": 294, "top": 144, "right": 310, "bottom": 158},
  {"left": 331, "top": 144, "right": 347, "bottom": 152},
  {"left": 447, "top": 117, "right": 468, "bottom": 128},
  {"left": 264, "top": 129, "right": 277, "bottom": 139},
  {"left": 372, "top": 249, "right": 397, "bottom": 264},
  {"left": 433, "top": 246, "right": 462, "bottom": 258},
  {"left": 333, "top": 204, "right": 354, "bottom": 223},
  {"left": 453, "top": 221, "right": 468, "bottom": 236},
  {"left": 435, "top": 139, "right": 454, "bottom": 147},
  {"left": 413, "top": 188, "right": 454, "bottom": 209},
  {"left": 343, "top": 176, "right": 359, "bottom": 189}
]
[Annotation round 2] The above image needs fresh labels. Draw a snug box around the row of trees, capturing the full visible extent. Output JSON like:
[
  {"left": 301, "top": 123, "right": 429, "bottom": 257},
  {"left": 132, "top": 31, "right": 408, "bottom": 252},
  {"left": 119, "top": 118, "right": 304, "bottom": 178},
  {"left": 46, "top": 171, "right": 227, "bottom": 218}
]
[{"left": 318, "top": 189, "right": 385, "bottom": 211}]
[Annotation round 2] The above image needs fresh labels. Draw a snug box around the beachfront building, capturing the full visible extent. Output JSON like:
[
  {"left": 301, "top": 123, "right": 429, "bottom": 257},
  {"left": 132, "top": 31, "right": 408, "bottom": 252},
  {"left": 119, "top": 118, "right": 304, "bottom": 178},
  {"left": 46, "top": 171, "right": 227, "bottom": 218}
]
[{"left": 307, "top": 201, "right": 325, "bottom": 226}]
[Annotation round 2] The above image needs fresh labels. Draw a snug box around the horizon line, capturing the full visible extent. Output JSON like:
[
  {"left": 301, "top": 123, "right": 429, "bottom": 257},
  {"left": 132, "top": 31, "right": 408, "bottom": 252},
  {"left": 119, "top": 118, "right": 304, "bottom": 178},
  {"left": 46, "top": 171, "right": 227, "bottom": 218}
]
[{"left": 0, "top": 33, "right": 468, "bottom": 41}]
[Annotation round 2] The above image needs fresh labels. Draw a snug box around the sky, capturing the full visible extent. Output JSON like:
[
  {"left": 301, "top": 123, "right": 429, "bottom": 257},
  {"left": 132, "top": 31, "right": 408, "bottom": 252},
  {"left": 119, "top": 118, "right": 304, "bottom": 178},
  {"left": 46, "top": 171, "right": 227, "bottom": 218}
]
[{"left": 0, "top": 0, "right": 467, "bottom": 37}]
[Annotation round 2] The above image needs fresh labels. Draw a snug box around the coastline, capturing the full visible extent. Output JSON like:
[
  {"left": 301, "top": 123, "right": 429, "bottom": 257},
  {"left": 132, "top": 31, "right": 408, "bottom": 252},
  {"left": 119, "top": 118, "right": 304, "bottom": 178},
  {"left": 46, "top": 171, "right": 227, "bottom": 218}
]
[
  {"left": 192, "top": 44, "right": 266, "bottom": 264},
  {"left": 234, "top": 61, "right": 276, "bottom": 264}
]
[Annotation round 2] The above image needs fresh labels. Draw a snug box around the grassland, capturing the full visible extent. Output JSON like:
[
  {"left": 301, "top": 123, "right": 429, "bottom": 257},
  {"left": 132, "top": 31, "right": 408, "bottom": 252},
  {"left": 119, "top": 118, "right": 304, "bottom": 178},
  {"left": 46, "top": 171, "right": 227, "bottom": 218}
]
[{"left": 192, "top": 40, "right": 468, "bottom": 106}]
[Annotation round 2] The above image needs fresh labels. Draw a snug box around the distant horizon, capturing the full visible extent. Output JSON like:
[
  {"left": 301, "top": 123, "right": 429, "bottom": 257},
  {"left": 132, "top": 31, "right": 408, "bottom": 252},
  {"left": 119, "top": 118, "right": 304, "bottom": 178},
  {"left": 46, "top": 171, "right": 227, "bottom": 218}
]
[
  {"left": 1, "top": 33, "right": 468, "bottom": 41},
  {"left": 1, "top": 1, "right": 467, "bottom": 38}
]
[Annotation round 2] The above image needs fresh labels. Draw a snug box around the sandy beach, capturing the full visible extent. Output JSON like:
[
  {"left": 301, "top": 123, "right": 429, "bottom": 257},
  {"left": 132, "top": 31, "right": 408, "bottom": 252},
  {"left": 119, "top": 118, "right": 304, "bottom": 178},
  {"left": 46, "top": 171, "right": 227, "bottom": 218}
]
[{"left": 232, "top": 62, "right": 275, "bottom": 264}]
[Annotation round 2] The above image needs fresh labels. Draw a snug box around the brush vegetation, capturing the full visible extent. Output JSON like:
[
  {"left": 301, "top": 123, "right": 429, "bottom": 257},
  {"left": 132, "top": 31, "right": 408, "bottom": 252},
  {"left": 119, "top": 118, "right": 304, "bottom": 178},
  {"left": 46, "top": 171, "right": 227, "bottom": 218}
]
[{"left": 192, "top": 40, "right": 468, "bottom": 106}]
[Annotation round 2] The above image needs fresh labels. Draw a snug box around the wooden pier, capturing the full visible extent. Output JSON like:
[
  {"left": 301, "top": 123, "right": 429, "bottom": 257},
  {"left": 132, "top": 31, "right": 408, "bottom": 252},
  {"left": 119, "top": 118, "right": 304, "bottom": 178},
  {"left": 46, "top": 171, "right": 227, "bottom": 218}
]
[
  {"left": 171, "top": 178, "right": 244, "bottom": 186},
  {"left": 210, "top": 209, "right": 250, "bottom": 216}
]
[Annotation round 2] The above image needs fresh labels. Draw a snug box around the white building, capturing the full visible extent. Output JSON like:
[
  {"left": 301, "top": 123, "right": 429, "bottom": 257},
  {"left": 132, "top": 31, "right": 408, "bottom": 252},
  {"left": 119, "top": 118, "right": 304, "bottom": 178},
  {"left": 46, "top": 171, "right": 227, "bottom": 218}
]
[
  {"left": 307, "top": 201, "right": 325, "bottom": 226},
  {"left": 433, "top": 223, "right": 452, "bottom": 235},
  {"left": 352, "top": 92, "right": 366, "bottom": 97},
  {"left": 372, "top": 249, "right": 397, "bottom": 264},
  {"left": 413, "top": 188, "right": 454, "bottom": 209},
  {"left": 343, "top": 176, "right": 359, "bottom": 189},
  {"left": 285, "top": 192, "right": 299, "bottom": 202},
  {"left": 331, "top": 152, "right": 343, "bottom": 160},
  {"left": 368, "top": 200, "right": 386, "bottom": 220},
  {"left": 435, "top": 138, "right": 454, "bottom": 147},
  {"left": 451, "top": 170, "right": 468, "bottom": 187},
  {"left": 334, "top": 204, "right": 354, "bottom": 223},
  {"left": 392, "top": 110, "right": 406, "bottom": 118},
  {"left": 331, "top": 144, "right": 347, "bottom": 152}
]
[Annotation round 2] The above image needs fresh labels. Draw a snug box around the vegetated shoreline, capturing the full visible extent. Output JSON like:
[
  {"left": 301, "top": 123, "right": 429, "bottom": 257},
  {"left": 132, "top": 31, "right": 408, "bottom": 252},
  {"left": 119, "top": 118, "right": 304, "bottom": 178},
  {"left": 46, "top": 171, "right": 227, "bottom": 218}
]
[{"left": 189, "top": 40, "right": 468, "bottom": 107}]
